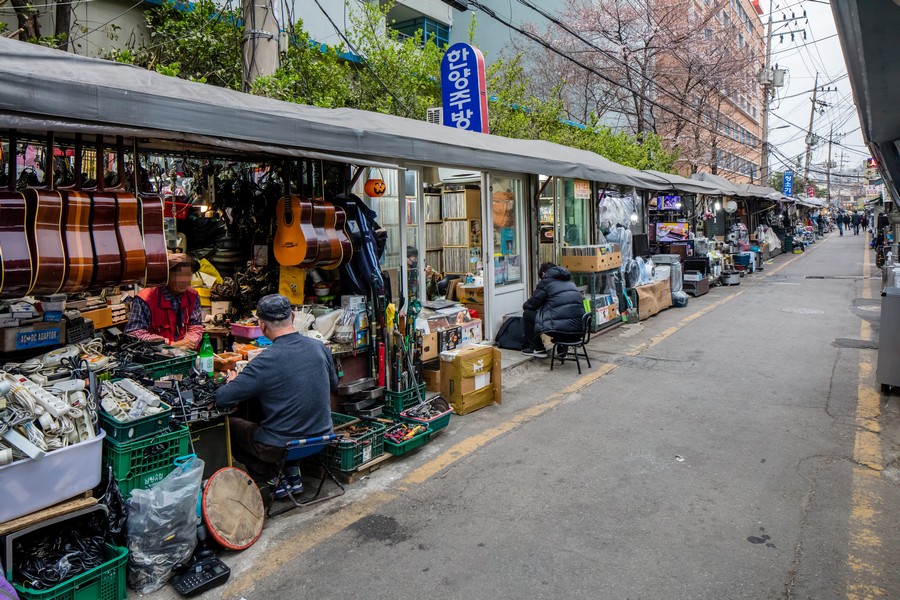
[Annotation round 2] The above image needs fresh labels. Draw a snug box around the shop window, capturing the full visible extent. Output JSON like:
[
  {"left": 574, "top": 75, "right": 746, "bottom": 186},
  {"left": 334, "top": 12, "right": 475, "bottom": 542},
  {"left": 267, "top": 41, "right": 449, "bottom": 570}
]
[
  {"left": 391, "top": 17, "right": 450, "bottom": 48},
  {"left": 491, "top": 176, "right": 523, "bottom": 286},
  {"left": 563, "top": 178, "right": 591, "bottom": 247}
]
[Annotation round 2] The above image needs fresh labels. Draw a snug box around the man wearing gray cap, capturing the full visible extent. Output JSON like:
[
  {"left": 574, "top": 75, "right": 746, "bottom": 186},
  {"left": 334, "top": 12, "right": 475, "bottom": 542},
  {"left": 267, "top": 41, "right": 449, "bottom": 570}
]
[{"left": 216, "top": 294, "right": 336, "bottom": 497}]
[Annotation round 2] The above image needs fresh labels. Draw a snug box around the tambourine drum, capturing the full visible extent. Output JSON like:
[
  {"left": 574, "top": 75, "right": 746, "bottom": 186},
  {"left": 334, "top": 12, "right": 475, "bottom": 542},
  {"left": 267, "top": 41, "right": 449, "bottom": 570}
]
[{"left": 202, "top": 467, "right": 265, "bottom": 550}]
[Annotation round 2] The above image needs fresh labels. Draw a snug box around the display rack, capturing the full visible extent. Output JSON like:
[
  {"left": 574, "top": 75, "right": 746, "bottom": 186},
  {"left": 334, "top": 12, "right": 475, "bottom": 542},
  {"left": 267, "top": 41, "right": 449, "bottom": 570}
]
[
  {"left": 572, "top": 268, "right": 625, "bottom": 333},
  {"left": 424, "top": 193, "right": 443, "bottom": 271},
  {"left": 441, "top": 188, "right": 482, "bottom": 274}
]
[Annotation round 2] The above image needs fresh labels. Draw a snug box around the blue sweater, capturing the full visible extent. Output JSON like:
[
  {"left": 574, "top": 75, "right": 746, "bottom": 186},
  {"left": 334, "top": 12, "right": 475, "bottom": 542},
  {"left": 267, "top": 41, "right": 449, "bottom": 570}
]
[{"left": 215, "top": 332, "right": 336, "bottom": 447}]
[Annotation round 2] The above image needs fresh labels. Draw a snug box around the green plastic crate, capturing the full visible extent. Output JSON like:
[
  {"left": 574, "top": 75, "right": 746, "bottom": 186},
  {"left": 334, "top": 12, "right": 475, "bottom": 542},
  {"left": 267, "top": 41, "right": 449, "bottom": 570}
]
[
  {"left": 400, "top": 396, "right": 453, "bottom": 434},
  {"left": 383, "top": 382, "right": 427, "bottom": 415},
  {"left": 384, "top": 422, "right": 431, "bottom": 456},
  {"left": 122, "top": 349, "right": 196, "bottom": 380},
  {"left": 323, "top": 413, "right": 384, "bottom": 472},
  {"left": 14, "top": 544, "right": 127, "bottom": 600},
  {"left": 98, "top": 401, "right": 172, "bottom": 444},
  {"left": 102, "top": 425, "right": 190, "bottom": 496}
]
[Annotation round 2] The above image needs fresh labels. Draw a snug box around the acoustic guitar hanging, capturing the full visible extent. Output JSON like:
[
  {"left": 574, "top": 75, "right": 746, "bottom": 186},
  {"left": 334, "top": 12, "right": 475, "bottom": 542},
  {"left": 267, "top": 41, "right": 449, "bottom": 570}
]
[
  {"left": 109, "top": 136, "right": 147, "bottom": 285},
  {"left": 23, "top": 132, "right": 66, "bottom": 295},
  {"left": 85, "top": 135, "right": 124, "bottom": 289},
  {"left": 0, "top": 130, "right": 34, "bottom": 299},
  {"left": 57, "top": 134, "right": 95, "bottom": 293},
  {"left": 273, "top": 160, "right": 318, "bottom": 266},
  {"left": 134, "top": 140, "right": 168, "bottom": 286}
]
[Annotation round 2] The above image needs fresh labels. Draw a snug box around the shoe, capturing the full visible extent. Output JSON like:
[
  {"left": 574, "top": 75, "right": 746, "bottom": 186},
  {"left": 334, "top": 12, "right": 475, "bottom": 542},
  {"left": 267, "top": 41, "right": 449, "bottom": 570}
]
[
  {"left": 267, "top": 478, "right": 291, "bottom": 500},
  {"left": 521, "top": 347, "right": 536, "bottom": 355},
  {"left": 287, "top": 474, "right": 304, "bottom": 495},
  {"left": 531, "top": 349, "right": 548, "bottom": 358},
  {"left": 556, "top": 345, "right": 569, "bottom": 358}
]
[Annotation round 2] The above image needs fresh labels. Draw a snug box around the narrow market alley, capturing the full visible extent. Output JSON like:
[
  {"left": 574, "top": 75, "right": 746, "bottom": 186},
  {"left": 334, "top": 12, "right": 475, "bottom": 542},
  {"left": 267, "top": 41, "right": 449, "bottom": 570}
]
[{"left": 160, "top": 232, "right": 900, "bottom": 600}]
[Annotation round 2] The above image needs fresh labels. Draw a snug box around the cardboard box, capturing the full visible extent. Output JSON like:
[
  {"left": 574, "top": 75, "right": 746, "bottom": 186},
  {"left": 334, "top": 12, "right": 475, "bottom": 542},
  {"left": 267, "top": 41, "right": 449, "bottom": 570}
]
[
  {"left": 0, "top": 321, "right": 66, "bottom": 352},
  {"left": 459, "top": 302, "right": 485, "bottom": 320},
  {"left": 440, "top": 344, "right": 502, "bottom": 415},
  {"left": 457, "top": 285, "right": 484, "bottom": 303},
  {"left": 423, "top": 366, "right": 441, "bottom": 392},
  {"left": 80, "top": 307, "right": 113, "bottom": 330},
  {"left": 422, "top": 332, "right": 439, "bottom": 361},
  {"left": 461, "top": 319, "right": 483, "bottom": 346},
  {"left": 560, "top": 252, "right": 622, "bottom": 273}
]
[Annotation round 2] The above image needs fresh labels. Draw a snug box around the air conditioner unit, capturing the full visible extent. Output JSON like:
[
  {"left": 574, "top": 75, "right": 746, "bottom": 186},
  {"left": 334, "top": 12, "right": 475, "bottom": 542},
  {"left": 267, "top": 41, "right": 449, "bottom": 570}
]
[{"left": 426, "top": 107, "right": 442, "bottom": 125}]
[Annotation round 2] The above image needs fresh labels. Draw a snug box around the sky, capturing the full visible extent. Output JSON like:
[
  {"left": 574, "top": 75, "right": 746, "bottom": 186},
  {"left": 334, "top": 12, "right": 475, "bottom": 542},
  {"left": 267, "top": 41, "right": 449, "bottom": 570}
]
[{"left": 761, "top": 0, "right": 869, "bottom": 177}]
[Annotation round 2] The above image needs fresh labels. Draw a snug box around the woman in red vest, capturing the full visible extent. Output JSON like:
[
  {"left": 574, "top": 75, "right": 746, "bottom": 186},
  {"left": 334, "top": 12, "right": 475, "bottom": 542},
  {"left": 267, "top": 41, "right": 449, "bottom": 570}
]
[{"left": 125, "top": 252, "right": 204, "bottom": 349}]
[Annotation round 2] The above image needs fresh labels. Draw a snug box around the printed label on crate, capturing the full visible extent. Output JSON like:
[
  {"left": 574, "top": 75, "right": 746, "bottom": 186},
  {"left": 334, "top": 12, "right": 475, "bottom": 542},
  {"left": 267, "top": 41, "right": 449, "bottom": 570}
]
[
  {"left": 16, "top": 327, "right": 60, "bottom": 349},
  {"left": 143, "top": 471, "right": 167, "bottom": 488},
  {"left": 362, "top": 445, "right": 372, "bottom": 464}
]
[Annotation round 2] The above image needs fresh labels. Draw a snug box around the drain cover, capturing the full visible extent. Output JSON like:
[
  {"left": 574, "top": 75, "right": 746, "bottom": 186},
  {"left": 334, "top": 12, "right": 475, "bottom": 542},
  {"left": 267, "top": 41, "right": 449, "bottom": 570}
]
[{"left": 779, "top": 307, "right": 825, "bottom": 315}]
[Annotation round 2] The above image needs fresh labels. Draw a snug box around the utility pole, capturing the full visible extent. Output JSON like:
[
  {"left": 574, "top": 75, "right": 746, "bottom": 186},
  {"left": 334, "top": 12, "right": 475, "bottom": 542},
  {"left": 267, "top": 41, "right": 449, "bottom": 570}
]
[
  {"left": 759, "top": 0, "right": 774, "bottom": 186},
  {"left": 803, "top": 71, "right": 819, "bottom": 186},
  {"left": 826, "top": 123, "right": 833, "bottom": 204},
  {"left": 242, "top": 0, "right": 280, "bottom": 92}
]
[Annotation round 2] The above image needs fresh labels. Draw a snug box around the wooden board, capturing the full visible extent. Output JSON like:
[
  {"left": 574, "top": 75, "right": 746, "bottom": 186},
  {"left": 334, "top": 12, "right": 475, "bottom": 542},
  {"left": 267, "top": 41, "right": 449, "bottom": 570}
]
[
  {"left": 333, "top": 453, "right": 393, "bottom": 485},
  {"left": 0, "top": 493, "right": 96, "bottom": 535}
]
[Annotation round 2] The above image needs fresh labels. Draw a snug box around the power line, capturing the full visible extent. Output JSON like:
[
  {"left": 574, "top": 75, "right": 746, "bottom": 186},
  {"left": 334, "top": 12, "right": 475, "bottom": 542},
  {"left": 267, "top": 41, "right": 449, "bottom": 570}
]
[{"left": 68, "top": 0, "right": 143, "bottom": 45}]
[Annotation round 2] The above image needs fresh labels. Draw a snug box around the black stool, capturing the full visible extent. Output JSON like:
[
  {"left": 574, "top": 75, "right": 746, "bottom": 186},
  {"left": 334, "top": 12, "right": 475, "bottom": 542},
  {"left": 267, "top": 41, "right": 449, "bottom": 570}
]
[{"left": 549, "top": 313, "right": 593, "bottom": 375}]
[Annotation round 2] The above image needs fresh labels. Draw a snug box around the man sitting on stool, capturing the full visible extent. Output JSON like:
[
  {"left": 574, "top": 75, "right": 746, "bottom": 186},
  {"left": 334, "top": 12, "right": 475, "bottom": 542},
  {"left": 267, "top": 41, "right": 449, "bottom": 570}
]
[
  {"left": 521, "top": 262, "right": 585, "bottom": 358},
  {"left": 216, "top": 294, "right": 336, "bottom": 498}
]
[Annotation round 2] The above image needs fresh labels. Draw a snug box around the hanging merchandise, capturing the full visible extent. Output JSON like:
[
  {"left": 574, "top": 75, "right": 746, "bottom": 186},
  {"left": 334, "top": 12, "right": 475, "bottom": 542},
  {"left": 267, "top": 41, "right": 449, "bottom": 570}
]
[
  {"left": 331, "top": 193, "right": 386, "bottom": 296},
  {"left": 364, "top": 178, "right": 386, "bottom": 198},
  {"left": 606, "top": 224, "right": 633, "bottom": 266}
]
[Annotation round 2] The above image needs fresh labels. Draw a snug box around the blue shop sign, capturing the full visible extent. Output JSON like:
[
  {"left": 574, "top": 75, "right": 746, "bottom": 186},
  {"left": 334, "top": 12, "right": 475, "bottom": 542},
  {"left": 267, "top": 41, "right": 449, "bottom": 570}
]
[
  {"left": 440, "top": 42, "right": 489, "bottom": 133},
  {"left": 782, "top": 170, "right": 794, "bottom": 197}
]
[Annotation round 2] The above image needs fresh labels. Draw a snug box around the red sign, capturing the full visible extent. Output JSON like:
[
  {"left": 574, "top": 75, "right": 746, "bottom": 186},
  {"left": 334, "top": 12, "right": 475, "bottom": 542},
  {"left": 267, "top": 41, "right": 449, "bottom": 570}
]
[
  {"left": 751, "top": 0, "right": 763, "bottom": 15},
  {"left": 807, "top": 186, "right": 815, "bottom": 198}
]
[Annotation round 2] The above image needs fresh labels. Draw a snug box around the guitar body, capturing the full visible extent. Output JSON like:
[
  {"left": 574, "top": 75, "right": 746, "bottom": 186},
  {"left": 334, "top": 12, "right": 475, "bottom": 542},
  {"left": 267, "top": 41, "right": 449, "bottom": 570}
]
[
  {"left": 0, "top": 192, "right": 34, "bottom": 298},
  {"left": 273, "top": 195, "right": 317, "bottom": 267},
  {"left": 88, "top": 192, "right": 124, "bottom": 289},
  {"left": 309, "top": 198, "right": 333, "bottom": 268},
  {"left": 318, "top": 200, "right": 343, "bottom": 270},
  {"left": 23, "top": 189, "right": 66, "bottom": 295},
  {"left": 113, "top": 193, "right": 148, "bottom": 285},
  {"left": 59, "top": 190, "right": 95, "bottom": 293},
  {"left": 139, "top": 195, "right": 169, "bottom": 286}
]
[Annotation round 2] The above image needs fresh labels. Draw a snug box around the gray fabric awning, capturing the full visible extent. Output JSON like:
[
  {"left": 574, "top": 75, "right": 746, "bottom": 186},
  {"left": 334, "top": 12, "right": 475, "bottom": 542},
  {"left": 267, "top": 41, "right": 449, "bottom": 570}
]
[
  {"left": 688, "top": 172, "right": 750, "bottom": 196},
  {"left": 0, "top": 38, "right": 653, "bottom": 188},
  {"left": 735, "top": 183, "right": 784, "bottom": 201},
  {"left": 640, "top": 169, "right": 725, "bottom": 194}
]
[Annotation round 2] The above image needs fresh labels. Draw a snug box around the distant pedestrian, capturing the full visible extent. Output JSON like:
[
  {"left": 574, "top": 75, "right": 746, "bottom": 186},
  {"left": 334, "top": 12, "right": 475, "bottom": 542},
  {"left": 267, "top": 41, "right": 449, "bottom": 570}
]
[
  {"left": 851, "top": 211, "right": 861, "bottom": 235},
  {"left": 837, "top": 212, "right": 844, "bottom": 236},
  {"left": 861, "top": 213, "right": 869, "bottom": 233}
]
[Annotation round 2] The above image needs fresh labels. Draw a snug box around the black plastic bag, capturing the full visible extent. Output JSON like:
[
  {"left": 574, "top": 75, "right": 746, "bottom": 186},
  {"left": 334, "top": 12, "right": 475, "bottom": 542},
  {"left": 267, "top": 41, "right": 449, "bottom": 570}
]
[{"left": 94, "top": 464, "right": 128, "bottom": 546}]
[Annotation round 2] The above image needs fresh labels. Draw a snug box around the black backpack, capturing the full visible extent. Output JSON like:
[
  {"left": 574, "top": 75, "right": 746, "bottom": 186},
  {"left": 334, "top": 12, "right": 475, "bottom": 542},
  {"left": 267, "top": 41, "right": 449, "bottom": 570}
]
[{"left": 496, "top": 316, "right": 526, "bottom": 350}]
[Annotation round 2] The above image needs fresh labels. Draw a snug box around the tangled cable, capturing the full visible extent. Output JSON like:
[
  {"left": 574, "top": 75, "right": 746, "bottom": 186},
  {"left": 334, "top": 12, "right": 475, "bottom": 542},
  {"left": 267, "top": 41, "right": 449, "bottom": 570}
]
[{"left": 14, "top": 519, "right": 107, "bottom": 590}]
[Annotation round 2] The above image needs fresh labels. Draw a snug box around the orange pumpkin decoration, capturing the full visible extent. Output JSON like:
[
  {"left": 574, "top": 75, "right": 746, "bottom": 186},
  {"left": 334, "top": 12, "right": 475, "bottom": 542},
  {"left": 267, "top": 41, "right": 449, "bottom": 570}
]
[{"left": 364, "top": 178, "right": 386, "bottom": 197}]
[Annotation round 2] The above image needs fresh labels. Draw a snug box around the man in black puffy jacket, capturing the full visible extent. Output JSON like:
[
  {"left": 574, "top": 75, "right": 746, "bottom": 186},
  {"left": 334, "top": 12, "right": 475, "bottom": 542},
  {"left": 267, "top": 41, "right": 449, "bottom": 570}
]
[{"left": 521, "top": 262, "right": 585, "bottom": 358}]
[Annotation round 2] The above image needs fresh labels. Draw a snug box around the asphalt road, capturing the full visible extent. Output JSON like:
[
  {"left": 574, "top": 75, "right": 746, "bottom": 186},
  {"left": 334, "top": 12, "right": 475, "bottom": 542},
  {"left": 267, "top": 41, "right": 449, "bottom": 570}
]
[{"left": 150, "top": 231, "right": 900, "bottom": 600}]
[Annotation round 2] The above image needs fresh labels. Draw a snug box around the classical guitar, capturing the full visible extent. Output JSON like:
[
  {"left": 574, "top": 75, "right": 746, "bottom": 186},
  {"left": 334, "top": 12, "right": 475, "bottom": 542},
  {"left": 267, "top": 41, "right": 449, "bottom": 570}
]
[
  {"left": 23, "top": 133, "right": 66, "bottom": 295},
  {"left": 109, "top": 137, "right": 147, "bottom": 285},
  {"left": 273, "top": 194, "right": 318, "bottom": 267},
  {"left": 139, "top": 194, "right": 169, "bottom": 286},
  {"left": 57, "top": 134, "right": 95, "bottom": 293},
  {"left": 333, "top": 205, "right": 353, "bottom": 266},
  {"left": 317, "top": 198, "right": 343, "bottom": 270},
  {"left": 86, "top": 135, "right": 124, "bottom": 289},
  {"left": 0, "top": 131, "right": 34, "bottom": 299}
]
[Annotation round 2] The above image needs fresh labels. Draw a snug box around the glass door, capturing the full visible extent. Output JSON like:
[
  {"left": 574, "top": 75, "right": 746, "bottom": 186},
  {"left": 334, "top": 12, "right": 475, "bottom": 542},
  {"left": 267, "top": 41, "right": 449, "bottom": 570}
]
[{"left": 484, "top": 173, "right": 528, "bottom": 338}]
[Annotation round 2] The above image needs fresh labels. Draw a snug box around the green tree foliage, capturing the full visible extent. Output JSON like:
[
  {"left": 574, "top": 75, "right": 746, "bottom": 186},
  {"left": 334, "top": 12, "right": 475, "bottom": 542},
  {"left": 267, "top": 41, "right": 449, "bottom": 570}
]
[
  {"left": 106, "top": 0, "right": 242, "bottom": 89},
  {"left": 99, "top": 0, "right": 672, "bottom": 170}
]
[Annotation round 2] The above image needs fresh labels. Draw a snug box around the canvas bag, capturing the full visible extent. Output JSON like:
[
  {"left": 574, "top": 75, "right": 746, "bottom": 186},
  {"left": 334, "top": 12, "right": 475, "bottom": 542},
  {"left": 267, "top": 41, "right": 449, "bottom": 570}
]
[{"left": 495, "top": 316, "right": 526, "bottom": 350}]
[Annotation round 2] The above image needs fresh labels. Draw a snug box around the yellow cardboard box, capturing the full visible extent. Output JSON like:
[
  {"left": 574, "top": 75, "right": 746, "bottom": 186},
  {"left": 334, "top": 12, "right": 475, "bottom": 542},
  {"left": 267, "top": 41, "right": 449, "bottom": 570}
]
[{"left": 440, "top": 344, "right": 502, "bottom": 415}]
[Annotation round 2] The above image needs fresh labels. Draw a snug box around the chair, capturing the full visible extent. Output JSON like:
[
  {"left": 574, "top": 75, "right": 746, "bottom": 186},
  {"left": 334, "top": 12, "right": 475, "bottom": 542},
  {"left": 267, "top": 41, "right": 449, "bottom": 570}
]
[
  {"left": 267, "top": 433, "right": 345, "bottom": 517},
  {"left": 549, "top": 313, "right": 593, "bottom": 375}
]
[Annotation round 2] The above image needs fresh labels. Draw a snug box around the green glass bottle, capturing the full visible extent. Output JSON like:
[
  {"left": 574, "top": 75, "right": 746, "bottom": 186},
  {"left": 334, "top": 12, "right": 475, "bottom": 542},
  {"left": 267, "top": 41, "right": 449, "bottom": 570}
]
[{"left": 198, "top": 333, "right": 215, "bottom": 376}]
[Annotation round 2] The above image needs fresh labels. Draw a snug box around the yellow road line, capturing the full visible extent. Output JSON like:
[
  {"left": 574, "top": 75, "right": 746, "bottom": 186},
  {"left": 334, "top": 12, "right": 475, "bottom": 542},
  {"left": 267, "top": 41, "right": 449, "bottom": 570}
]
[
  {"left": 846, "top": 242, "right": 885, "bottom": 600},
  {"left": 225, "top": 244, "right": 822, "bottom": 598}
]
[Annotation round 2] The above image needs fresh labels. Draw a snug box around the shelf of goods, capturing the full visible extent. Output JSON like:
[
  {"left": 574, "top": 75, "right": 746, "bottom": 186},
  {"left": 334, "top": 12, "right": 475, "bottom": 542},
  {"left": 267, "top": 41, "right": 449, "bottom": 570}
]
[
  {"left": 442, "top": 188, "right": 482, "bottom": 275},
  {"left": 563, "top": 246, "right": 624, "bottom": 333}
]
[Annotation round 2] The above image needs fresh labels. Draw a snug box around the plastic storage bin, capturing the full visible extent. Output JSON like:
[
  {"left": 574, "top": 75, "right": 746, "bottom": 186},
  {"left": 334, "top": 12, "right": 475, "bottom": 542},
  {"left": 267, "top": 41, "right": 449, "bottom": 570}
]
[
  {"left": 0, "top": 430, "right": 106, "bottom": 523},
  {"left": 384, "top": 422, "right": 431, "bottom": 456},
  {"left": 121, "top": 350, "right": 196, "bottom": 380},
  {"left": 11, "top": 543, "right": 128, "bottom": 600},
  {"left": 383, "top": 382, "right": 427, "bottom": 415},
  {"left": 102, "top": 425, "right": 190, "bottom": 496},
  {"left": 323, "top": 413, "right": 385, "bottom": 472},
  {"left": 400, "top": 396, "right": 453, "bottom": 434},
  {"left": 98, "top": 401, "right": 173, "bottom": 443}
]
